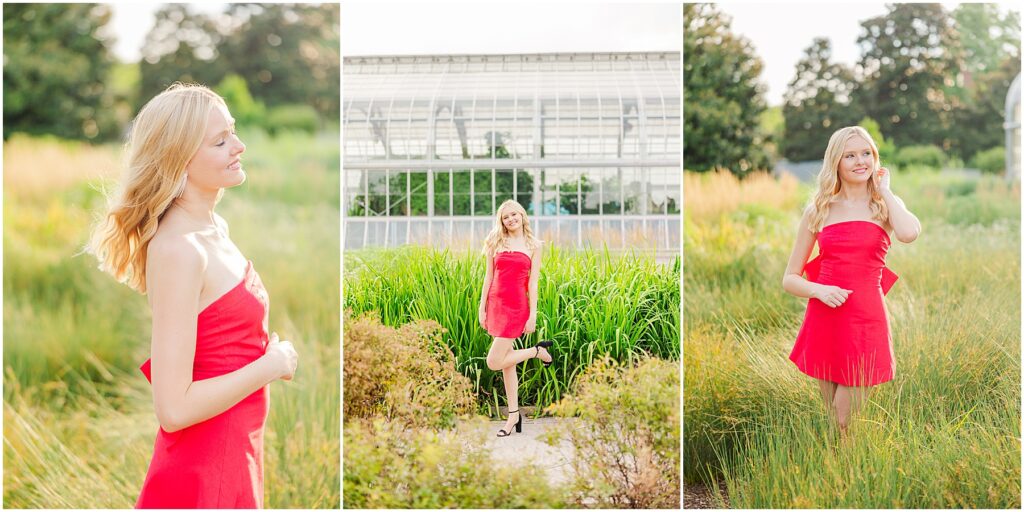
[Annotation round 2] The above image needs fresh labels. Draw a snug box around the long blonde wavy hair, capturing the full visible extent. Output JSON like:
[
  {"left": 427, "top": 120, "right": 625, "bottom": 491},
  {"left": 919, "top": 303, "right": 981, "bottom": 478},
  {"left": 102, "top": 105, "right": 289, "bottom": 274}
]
[
  {"left": 88, "top": 83, "right": 227, "bottom": 293},
  {"left": 482, "top": 199, "right": 539, "bottom": 257},
  {"left": 808, "top": 126, "right": 889, "bottom": 233}
]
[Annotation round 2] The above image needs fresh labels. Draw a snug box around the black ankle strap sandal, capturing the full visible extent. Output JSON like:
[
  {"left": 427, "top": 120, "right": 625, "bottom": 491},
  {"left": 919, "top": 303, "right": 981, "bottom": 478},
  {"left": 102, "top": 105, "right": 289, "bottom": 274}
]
[
  {"left": 535, "top": 340, "right": 554, "bottom": 367},
  {"left": 496, "top": 409, "right": 522, "bottom": 437}
]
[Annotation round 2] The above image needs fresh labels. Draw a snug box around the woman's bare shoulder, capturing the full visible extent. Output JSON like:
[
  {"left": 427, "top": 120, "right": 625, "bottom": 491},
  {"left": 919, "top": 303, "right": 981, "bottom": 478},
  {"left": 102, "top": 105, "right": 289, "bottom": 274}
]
[{"left": 147, "top": 228, "right": 207, "bottom": 276}]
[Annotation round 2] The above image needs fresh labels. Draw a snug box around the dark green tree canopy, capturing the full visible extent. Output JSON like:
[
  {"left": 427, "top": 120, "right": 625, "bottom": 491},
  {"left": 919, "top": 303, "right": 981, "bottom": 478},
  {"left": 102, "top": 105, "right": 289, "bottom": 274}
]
[
  {"left": 139, "top": 3, "right": 340, "bottom": 121},
  {"left": 782, "top": 38, "right": 862, "bottom": 161},
  {"left": 3, "top": 4, "right": 119, "bottom": 140},
  {"left": 854, "top": 3, "right": 962, "bottom": 150},
  {"left": 683, "top": 3, "right": 770, "bottom": 175}
]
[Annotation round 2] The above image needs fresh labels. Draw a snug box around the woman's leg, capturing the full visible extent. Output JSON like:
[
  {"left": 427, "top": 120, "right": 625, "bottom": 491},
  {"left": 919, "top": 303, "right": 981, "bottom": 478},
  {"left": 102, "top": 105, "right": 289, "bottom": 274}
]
[
  {"left": 833, "top": 385, "right": 868, "bottom": 435},
  {"left": 816, "top": 379, "right": 838, "bottom": 412},
  {"left": 500, "top": 365, "right": 520, "bottom": 432},
  {"left": 485, "top": 337, "right": 548, "bottom": 371}
]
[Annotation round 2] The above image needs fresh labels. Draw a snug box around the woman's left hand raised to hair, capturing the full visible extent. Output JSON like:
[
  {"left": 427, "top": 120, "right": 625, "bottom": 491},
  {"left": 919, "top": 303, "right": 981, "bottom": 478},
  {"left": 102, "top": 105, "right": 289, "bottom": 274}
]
[{"left": 876, "top": 166, "right": 891, "bottom": 191}]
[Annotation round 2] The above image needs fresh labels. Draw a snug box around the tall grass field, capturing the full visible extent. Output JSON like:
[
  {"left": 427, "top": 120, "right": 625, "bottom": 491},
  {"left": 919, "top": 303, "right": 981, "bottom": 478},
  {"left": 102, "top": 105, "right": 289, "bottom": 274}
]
[
  {"left": 683, "top": 170, "right": 1020, "bottom": 508},
  {"left": 344, "top": 246, "right": 680, "bottom": 411},
  {"left": 3, "top": 131, "right": 341, "bottom": 508}
]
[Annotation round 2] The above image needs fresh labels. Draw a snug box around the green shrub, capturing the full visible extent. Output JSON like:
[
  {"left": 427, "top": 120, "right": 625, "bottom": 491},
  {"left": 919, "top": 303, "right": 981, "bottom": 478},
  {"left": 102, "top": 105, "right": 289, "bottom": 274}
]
[
  {"left": 859, "top": 117, "right": 896, "bottom": 163},
  {"left": 343, "top": 314, "right": 476, "bottom": 429},
  {"left": 215, "top": 74, "right": 266, "bottom": 128},
  {"left": 343, "top": 418, "right": 565, "bottom": 509},
  {"left": 264, "top": 104, "right": 319, "bottom": 136},
  {"left": 970, "top": 146, "right": 1005, "bottom": 174},
  {"left": 893, "top": 144, "right": 946, "bottom": 170},
  {"left": 546, "top": 356, "right": 680, "bottom": 508}
]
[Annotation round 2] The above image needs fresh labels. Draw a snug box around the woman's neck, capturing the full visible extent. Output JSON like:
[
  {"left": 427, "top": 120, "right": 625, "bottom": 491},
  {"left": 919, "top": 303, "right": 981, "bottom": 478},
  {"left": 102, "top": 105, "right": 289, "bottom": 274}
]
[
  {"left": 836, "top": 181, "right": 870, "bottom": 202},
  {"left": 173, "top": 187, "right": 219, "bottom": 227}
]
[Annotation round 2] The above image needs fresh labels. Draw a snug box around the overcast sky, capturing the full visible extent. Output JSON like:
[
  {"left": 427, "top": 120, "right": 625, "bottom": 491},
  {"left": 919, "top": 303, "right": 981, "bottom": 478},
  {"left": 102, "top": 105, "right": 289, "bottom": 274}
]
[
  {"left": 718, "top": 1, "right": 1018, "bottom": 106},
  {"left": 341, "top": 3, "right": 680, "bottom": 56},
  {"left": 108, "top": 3, "right": 225, "bottom": 62}
]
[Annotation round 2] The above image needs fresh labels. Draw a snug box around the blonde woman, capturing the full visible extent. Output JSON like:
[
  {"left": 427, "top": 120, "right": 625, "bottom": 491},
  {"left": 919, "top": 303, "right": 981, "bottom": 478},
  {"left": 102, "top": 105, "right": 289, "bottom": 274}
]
[
  {"left": 479, "top": 199, "right": 553, "bottom": 437},
  {"left": 783, "top": 126, "right": 921, "bottom": 436},
  {"left": 89, "top": 83, "right": 298, "bottom": 508}
]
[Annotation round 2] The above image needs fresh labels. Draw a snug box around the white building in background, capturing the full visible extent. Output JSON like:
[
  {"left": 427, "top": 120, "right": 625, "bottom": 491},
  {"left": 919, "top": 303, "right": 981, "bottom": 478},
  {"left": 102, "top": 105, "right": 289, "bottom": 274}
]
[
  {"left": 1006, "top": 73, "right": 1021, "bottom": 182},
  {"left": 343, "top": 52, "right": 680, "bottom": 255}
]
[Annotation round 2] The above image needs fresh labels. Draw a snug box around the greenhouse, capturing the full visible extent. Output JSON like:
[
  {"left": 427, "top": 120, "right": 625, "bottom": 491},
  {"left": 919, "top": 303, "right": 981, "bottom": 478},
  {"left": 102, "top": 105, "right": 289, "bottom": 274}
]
[
  {"left": 1006, "top": 72, "right": 1020, "bottom": 182},
  {"left": 343, "top": 52, "right": 680, "bottom": 254}
]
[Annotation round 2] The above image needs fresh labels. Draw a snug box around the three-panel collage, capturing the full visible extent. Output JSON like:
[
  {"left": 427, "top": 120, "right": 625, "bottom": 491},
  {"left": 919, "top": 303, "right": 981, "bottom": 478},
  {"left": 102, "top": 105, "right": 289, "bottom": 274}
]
[{"left": 2, "top": 1, "right": 1020, "bottom": 509}]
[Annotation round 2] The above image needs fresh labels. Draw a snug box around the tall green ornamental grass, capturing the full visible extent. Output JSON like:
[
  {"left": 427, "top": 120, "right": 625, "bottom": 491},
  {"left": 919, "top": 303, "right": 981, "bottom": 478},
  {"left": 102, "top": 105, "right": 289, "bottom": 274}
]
[
  {"left": 3, "top": 133, "right": 341, "bottom": 508},
  {"left": 344, "top": 246, "right": 680, "bottom": 411},
  {"left": 683, "top": 170, "right": 1020, "bottom": 508}
]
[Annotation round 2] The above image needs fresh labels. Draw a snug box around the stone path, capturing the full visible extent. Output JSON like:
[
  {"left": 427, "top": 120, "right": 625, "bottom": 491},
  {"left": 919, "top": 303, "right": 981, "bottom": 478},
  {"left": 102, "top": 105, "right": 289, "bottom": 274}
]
[{"left": 480, "top": 416, "right": 579, "bottom": 486}]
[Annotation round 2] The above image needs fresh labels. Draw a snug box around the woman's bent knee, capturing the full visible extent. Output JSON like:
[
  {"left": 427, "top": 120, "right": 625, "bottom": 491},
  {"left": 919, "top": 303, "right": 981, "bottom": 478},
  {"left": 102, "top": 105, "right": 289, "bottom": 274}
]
[{"left": 485, "top": 355, "right": 504, "bottom": 371}]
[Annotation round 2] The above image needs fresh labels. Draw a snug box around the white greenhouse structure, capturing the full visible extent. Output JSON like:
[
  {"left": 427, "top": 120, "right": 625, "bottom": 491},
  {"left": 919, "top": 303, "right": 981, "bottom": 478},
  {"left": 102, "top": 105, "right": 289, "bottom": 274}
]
[{"left": 343, "top": 52, "right": 680, "bottom": 255}]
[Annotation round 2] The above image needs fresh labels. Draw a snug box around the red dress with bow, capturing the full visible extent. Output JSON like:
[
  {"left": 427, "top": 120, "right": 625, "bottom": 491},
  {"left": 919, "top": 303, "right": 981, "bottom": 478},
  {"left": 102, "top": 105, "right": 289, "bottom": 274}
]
[
  {"left": 790, "top": 221, "right": 899, "bottom": 387},
  {"left": 136, "top": 261, "right": 270, "bottom": 508}
]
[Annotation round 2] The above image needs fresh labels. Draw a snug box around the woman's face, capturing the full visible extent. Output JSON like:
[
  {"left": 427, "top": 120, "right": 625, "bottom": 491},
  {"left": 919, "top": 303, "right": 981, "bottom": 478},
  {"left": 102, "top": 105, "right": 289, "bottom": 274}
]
[
  {"left": 501, "top": 207, "right": 523, "bottom": 233},
  {"left": 836, "top": 136, "right": 875, "bottom": 186},
  {"left": 185, "top": 104, "right": 246, "bottom": 191}
]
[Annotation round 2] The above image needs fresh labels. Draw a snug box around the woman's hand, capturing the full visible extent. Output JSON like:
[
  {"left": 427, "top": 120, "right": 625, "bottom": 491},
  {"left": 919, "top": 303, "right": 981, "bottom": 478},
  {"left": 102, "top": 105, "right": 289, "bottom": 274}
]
[
  {"left": 812, "top": 285, "right": 853, "bottom": 308},
  {"left": 263, "top": 332, "right": 298, "bottom": 381},
  {"left": 478, "top": 305, "right": 487, "bottom": 329},
  {"left": 524, "top": 313, "right": 537, "bottom": 334},
  {"left": 876, "top": 166, "right": 891, "bottom": 191}
]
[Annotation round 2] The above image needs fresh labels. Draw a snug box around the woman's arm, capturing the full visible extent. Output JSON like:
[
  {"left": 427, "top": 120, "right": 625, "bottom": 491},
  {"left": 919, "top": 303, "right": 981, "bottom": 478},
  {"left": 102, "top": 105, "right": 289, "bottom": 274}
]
[
  {"left": 524, "top": 245, "right": 543, "bottom": 334},
  {"left": 146, "top": 240, "right": 294, "bottom": 433},
  {"left": 782, "top": 207, "right": 852, "bottom": 308},
  {"left": 478, "top": 251, "right": 494, "bottom": 329},
  {"left": 876, "top": 167, "right": 921, "bottom": 243}
]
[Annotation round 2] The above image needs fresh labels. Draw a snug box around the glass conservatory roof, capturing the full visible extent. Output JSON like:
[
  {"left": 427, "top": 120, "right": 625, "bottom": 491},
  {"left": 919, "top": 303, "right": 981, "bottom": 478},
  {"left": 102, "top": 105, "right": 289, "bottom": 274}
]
[{"left": 344, "top": 52, "right": 680, "bottom": 168}]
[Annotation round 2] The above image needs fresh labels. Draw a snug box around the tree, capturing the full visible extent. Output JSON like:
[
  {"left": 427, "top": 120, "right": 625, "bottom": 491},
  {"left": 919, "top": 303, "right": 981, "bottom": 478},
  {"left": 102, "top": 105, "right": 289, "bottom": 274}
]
[
  {"left": 683, "top": 3, "right": 770, "bottom": 175},
  {"left": 218, "top": 4, "right": 340, "bottom": 121},
  {"left": 138, "top": 4, "right": 340, "bottom": 122},
  {"left": 854, "top": 4, "right": 962, "bottom": 150},
  {"left": 948, "top": 5, "right": 1021, "bottom": 161},
  {"left": 3, "top": 4, "right": 119, "bottom": 140},
  {"left": 952, "top": 4, "right": 1020, "bottom": 76},
  {"left": 138, "top": 4, "right": 225, "bottom": 111},
  {"left": 782, "top": 38, "right": 862, "bottom": 161},
  {"left": 950, "top": 56, "right": 1021, "bottom": 161}
]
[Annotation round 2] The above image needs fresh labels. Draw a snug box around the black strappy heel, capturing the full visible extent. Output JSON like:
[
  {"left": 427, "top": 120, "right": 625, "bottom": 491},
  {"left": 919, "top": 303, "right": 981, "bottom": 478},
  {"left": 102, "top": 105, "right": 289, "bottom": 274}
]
[
  {"left": 496, "top": 409, "right": 522, "bottom": 437},
  {"left": 535, "top": 340, "right": 554, "bottom": 367}
]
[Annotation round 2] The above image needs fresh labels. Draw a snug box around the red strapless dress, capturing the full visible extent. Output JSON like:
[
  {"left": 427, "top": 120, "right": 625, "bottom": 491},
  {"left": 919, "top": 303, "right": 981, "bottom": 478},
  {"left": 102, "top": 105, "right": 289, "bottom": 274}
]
[
  {"left": 789, "top": 221, "right": 899, "bottom": 387},
  {"left": 136, "top": 261, "right": 270, "bottom": 509},
  {"left": 485, "top": 251, "right": 532, "bottom": 338}
]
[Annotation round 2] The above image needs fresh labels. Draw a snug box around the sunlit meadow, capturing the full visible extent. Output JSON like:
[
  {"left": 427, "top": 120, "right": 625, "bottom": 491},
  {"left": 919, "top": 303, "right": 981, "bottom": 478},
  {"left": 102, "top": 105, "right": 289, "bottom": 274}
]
[
  {"left": 683, "top": 169, "right": 1020, "bottom": 508},
  {"left": 3, "top": 131, "right": 340, "bottom": 508}
]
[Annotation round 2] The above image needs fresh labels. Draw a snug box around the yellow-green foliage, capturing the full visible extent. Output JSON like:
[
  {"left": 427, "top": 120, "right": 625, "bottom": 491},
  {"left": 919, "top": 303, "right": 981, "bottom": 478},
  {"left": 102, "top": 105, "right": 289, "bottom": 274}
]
[
  {"left": 3, "top": 132, "right": 340, "bottom": 508},
  {"left": 343, "top": 314, "right": 476, "bottom": 429},
  {"left": 343, "top": 417, "right": 565, "bottom": 509},
  {"left": 683, "top": 170, "right": 1021, "bottom": 508},
  {"left": 546, "top": 356, "right": 680, "bottom": 508}
]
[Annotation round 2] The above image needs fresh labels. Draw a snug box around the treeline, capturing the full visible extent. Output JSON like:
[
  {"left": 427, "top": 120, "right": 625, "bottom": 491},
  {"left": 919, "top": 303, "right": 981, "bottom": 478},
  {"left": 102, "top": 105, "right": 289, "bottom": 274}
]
[
  {"left": 684, "top": 3, "right": 1020, "bottom": 174},
  {"left": 3, "top": 3, "right": 340, "bottom": 142}
]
